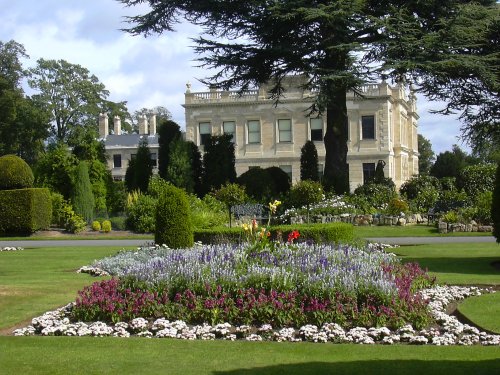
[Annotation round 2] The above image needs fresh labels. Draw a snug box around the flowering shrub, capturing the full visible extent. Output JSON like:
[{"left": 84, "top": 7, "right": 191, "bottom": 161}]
[{"left": 76, "top": 241, "right": 434, "bottom": 329}]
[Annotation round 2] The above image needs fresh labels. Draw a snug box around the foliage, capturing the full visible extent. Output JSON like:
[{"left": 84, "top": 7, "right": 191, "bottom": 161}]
[
  {"left": 155, "top": 184, "right": 194, "bottom": 248},
  {"left": 237, "top": 167, "right": 290, "bottom": 203},
  {"left": 101, "top": 220, "right": 112, "bottom": 233},
  {"left": 203, "top": 134, "right": 236, "bottom": 192},
  {"left": 91, "top": 221, "right": 101, "bottom": 231},
  {"left": 385, "top": 198, "right": 409, "bottom": 216},
  {"left": 125, "top": 192, "right": 156, "bottom": 233},
  {"left": 492, "top": 162, "right": 500, "bottom": 243},
  {"left": 125, "top": 138, "right": 153, "bottom": 193},
  {"left": 157, "top": 119, "right": 181, "bottom": 179},
  {"left": 279, "top": 195, "right": 357, "bottom": 222},
  {"left": 434, "top": 189, "right": 468, "bottom": 214},
  {"left": 400, "top": 175, "right": 441, "bottom": 213},
  {"left": 188, "top": 194, "right": 226, "bottom": 230},
  {"left": 165, "top": 138, "right": 193, "bottom": 193},
  {"left": 0, "top": 154, "right": 34, "bottom": 190},
  {"left": 441, "top": 211, "right": 459, "bottom": 224},
  {"left": 457, "top": 164, "right": 496, "bottom": 203},
  {"left": 430, "top": 145, "right": 478, "bottom": 180},
  {"left": 28, "top": 58, "right": 109, "bottom": 143},
  {"left": 59, "top": 203, "right": 87, "bottom": 233},
  {"left": 417, "top": 134, "right": 435, "bottom": 175},
  {"left": 213, "top": 183, "right": 247, "bottom": 227},
  {"left": 300, "top": 141, "right": 319, "bottom": 181},
  {"left": 354, "top": 181, "right": 396, "bottom": 212},
  {"left": 186, "top": 141, "right": 204, "bottom": 197},
  {"left": 34, "top": 143, "right": 78, "bottom": 200},
  {"left": 106, "top": 180, "right": 127, "bottom": 215},
  {"left": 109, "top": 216, "right": 127, "bottom": 231},
  {"left": 0, "top": 188, "right": 52, "bottom": 235},
  {"left": 50, "top": 192, "right": 66, "bottom": 226},
  {"left": 0, "top": 39, "right": 28, "bottom": 87},
  {"left": 71, "top": 161, "right": 95, "bottom": 223},
  {"left": 289, "top": 180, "right": 323, "bottom": 223},
  {"left": 473, "top": 191, "right": 492, "bottom": 225}
]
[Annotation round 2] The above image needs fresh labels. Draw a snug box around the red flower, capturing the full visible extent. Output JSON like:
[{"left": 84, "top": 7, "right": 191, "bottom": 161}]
[{"left": 287, "top": 230, "right": 300, "bottom": 244}]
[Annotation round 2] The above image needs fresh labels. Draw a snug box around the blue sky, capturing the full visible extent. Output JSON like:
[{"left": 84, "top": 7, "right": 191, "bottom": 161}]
[{"left": 0, "top": 0, "right": 470, "bottom": 154}]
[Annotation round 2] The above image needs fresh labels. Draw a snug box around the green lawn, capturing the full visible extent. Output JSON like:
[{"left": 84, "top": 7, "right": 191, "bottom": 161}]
[
  {"left": 354, "top": 224, "right": 492, "bottom": 238},
  {"left": 1, "top": 242, "right": 499, "bottom": 374},
  {"left": 0, "top": 337, "right": 499, "bottom": 375},
  {"left": 0, "top": 246, "right": 125, "bottom": 330},
  {"left": 392, "top": 243, "right": 500, "bottom": 285},
  {"left": 457, "top": 293, "right": 500, "bottom": 334}
]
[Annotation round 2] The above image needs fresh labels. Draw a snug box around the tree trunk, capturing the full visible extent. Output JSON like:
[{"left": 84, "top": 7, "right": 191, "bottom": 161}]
[{"left": 323, "top": 86, "right": 349, "bottom": 194}]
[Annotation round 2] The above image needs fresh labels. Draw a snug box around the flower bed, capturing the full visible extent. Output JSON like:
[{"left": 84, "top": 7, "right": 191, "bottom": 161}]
[
  {"left": 13, "top": 285, "right": 500, "bottom": 345},
  {"left": 0, "top": 246, "right": 23, "bottom": 251},
  {"left": 70, "top": 241, "right": 435, "bottom": 329}
]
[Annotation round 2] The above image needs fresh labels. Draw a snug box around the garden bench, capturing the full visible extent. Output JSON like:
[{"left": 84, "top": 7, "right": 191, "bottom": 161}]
[{"left": 231, "top": 203, "right": 267, "bottom": 223}]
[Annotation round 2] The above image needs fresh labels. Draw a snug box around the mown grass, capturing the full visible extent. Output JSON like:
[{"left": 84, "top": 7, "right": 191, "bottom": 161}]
[
  {"left": 354, "top": 224, "right": 492, "bottom": 238},
  {"left": 0, "top": 337, "right": 499, "bottom": 375},
  {"left": 457, "top": 293, "right": 500, "bottom": 334},
  {"left": 392, "top": 243, "right": 500, "bottom": 285},
  {"left": 0, "top": 246, "right": 124, "bottom": 330},
  {"left": 1, "top": 242, "right": 499, "bottom": 374}
]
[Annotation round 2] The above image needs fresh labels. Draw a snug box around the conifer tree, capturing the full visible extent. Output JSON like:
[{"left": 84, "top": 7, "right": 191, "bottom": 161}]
[
  {"left": 72, "top": 161, "right": 95, "bottom": 223},
  {"left": 300, "top": 141, "right": 319, "bottom": 182}
]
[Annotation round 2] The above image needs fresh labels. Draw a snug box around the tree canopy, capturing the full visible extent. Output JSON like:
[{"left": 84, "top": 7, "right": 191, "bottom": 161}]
[
  {"left": 119, "top": 0, "right": 499, "bottom": 193},
  {"left": 28, "top": 58, "right": 109, "bottom": 143},
  {"left": 417, "top": 134, "right": 435, "bottom": 175}
]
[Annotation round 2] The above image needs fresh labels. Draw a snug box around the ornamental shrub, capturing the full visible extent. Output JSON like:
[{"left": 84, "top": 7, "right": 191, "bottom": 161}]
[
  {"left": 289, "top": 180, "right": 323, "bottom": 223},
  {"left": 385, "top": 198, "right": 409, "bottom": 216},
  {"left": 0, "top": 154, "right": 34, "bottom": 190},
  {"left": 125, "top": 193, "right": 156, "bottom": 233},
  {"left": 72, "top": 161, "right": 95, "bottom": 223},
  {"left": 0, "top": 188, "right": 51, "bottom": 235},
  {"left": 91, "top": 221, "right": 101, "bottom": 231},
  {"left": 213, "top": 183, "right": 247, "bottom": 227},
  {"left": 400, "top": 175, "right": 440, "bottom": 212},
  {"left": 300, "top": 141, "right": 319, "bottom": 181},
  {"left": 155, "top": 184, "right": 193, "bottom": 248},
  {"left": 101, "top": 220, "right": 112, "bottom": 233}
]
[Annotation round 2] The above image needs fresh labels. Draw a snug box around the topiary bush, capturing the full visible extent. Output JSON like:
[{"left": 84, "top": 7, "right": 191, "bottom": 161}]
[
  {"left": 91, "top": 221, "right": 101, "bottom": 231},
  {"left": 0, "top": 154, "right": 34, "bottom": 190},
  {"left": 101, "top": 220, "right": 112, "bottom": 233},
  {"left": 155, "top": 184, "right": 194, "bottom": 248},
  {"left": 0, "top": 188, "right": 52, "bottom": 235}
]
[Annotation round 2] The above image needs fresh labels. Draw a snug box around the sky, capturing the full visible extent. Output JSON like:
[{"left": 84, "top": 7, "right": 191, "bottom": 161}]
[{"left": 0, "top": 0, "right": 471, "bottom": 154}]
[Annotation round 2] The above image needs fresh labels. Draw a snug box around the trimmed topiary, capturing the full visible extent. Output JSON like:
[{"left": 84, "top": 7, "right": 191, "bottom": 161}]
[
  {"left": 155, "top": 184, "right": 193, "bottom": 248},
  {"left": 101, "top": 220, "right": 112, "bottom": 233},
  {"left": 91, "top": 221, "right": 101, "bottom": 231},
  {"left": 0, "top": 154, "right": 34, "bottom": 190}
]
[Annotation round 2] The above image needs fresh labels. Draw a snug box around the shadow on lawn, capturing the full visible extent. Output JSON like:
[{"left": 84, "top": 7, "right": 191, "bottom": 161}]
[
  {"left": 396, "top": 256, "right": 500, "bottom": 276},
  {"left": 213, "top": 359, "right": 500, "bottom": 375}
]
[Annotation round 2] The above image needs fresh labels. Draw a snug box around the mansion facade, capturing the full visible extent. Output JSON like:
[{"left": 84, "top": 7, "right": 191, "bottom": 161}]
[
  {"left": 184, "top": 77, "right": 419, "bottom": 191},
  {"left": 100, "top": 77, "right": 419, "bottom": 191}
]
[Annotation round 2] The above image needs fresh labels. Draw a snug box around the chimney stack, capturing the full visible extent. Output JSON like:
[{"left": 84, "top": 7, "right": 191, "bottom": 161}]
[
  {"left": 139, "top": 114, "right": 148, "bottom": 134},
  {"left": 99, "top": 113, "right": 108, "bottom": 138},
  {"left": 149, "top": 114, "right": 157, "bottom": 135},
  {"left": 113, "top": 116, "right": 122, "bottom": 135}
]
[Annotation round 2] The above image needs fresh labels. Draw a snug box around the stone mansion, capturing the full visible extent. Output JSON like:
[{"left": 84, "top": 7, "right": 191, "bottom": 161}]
[{"left": 100, "top": 77, "right": 419, "bottom": 191}]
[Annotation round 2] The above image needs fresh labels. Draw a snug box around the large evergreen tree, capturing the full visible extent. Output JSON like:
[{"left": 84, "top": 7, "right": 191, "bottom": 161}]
[
  {"left": 125, "top": 138, "right": 154, "bottom": 193},
  {"left": 157, "top": 119, "right": 181, "bottom": 179},
  {"left": 119, "top": 0, "right": 498, "bottom": 194},
  {"left": 203, "top": 134, "right": 236, "bottom": 192},
  {"left": 418, "top": 134, "right": 435, "bottom": 175},
  {"left": 166, "top": 138, "right": 194, "bottom": 192},
  {"left": 300, "top": 141, "right": 319, "bottom": 182},
  {"left": 72, "top": 161, "right": 95, "bottom": 223},
  {"left": 187, "top": 141, "right": 204, "bottom": 197}
]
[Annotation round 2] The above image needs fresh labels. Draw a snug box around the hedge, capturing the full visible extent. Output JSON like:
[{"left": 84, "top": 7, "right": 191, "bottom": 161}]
[
  {"left": 194, "top": 222, "right": 355, "bottom": 245},
  {"left": 0, "top": 188, "right": 52, "bottom": 235}
]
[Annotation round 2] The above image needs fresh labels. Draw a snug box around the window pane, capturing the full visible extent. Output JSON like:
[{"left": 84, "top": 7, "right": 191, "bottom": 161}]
[
  {"left": 310, "top": 118, "right": 322, "bottom": 129},
  {"left": 223, "top": 121, "right": 235, "bottom": 133},
  {"left": 200, "top": 122, "right": 211, "bottom": 134},
  {"left": 113, "top": 154, "right": 121, "bottom": 168},
  {"left": 362, "top": 116, "right": 375, "bottom": 139},
  {"left": 247, "top": 120, "right": 260, "bottom": 143},
  {"left": 362, "top": 163, "right": 375, "bottom": 184},
  {"left": 278, "top": 119, "right": 292, "bottom": 142},
  {"left": 280, "top": 165, "right": 292, "bottom": 181}
]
